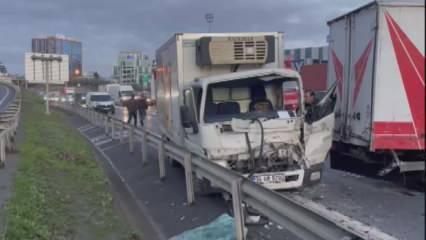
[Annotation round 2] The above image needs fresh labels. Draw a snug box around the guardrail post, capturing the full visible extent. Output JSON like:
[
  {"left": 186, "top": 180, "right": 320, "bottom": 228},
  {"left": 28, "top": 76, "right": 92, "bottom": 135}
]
[
  {"left": 5, "top": 132, "right": 11, "bottom": 152},
  {"left": 158, "top": 139, "right": 165, "bottom": 180},
  {"left": 120, "top": 123, "right": 125, "bottom": 143},
  {"left": 94, "top": 111, "right": 98, "bottom": 126},
  {"left": 129, "top": 125, "right": 134, "bottom": 153},
  {"left": 0, "top": 138, "right": 5, "bottom": 168},
  {"left": 104, "top": 116, "right": 109, "bottom": 135},
  {"left": 141, "top": 128, "right": 148, "bottom": 165},
  {"left": 184, "top": 152, "right": 195, "bottom": 206},
  {"left": 111, "top": 119, "right": 115, "bottom": 138},
  {"left": 88, "top": 109, "right": 92, "bottom": 122},
  {"left": 232, "top": 178, "right": 246, "bottom": 240},
  {"left": 86, "top": 108, "right": 90, "bottom": 121},
  {"left": 91, "top": 110, "right": 95, "bottom": 124}
]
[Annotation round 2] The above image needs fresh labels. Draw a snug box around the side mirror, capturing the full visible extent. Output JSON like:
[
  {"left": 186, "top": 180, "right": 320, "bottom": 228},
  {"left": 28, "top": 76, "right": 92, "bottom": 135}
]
[{"left": 180, "top": 106, "right": 199, "bottom": 134}]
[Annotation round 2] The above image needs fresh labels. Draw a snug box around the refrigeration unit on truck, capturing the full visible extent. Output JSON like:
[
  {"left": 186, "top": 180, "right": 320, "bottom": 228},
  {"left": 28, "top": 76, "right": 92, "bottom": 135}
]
[
  {"left": 155, "top": 32, "right": 337, "bottom": 190},
  {"left": 327, "top": 1, "right": 425, "bottom": 179}
]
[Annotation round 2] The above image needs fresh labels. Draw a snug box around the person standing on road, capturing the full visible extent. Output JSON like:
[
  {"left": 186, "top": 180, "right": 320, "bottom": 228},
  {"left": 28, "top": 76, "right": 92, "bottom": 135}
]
[
  {"left": 138, "top": 93, "right": 148, "bottom": 127},
  {"left": 124, "top": 94, "right": 138, "bottom": 126}
]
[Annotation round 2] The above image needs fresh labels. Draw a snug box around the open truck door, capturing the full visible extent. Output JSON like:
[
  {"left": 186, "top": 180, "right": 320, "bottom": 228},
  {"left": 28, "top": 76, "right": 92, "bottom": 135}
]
[
  {"left": 181, "top": 88, "right": 204, "bottom": 155},
  {"left": 303, "top": 82, "right": 337, "bottom": 183}
]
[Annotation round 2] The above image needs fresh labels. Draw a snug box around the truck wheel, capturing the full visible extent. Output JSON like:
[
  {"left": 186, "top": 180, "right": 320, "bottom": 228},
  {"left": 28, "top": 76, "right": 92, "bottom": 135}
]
[
  {"left": 330, "top": 149, "right": 346, "bottom": 170},
  {"left": 194, "top": 177, "right": 216, "bottom": 196}
]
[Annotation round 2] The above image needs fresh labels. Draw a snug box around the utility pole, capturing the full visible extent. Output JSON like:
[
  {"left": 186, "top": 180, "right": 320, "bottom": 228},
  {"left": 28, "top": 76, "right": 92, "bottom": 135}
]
[
  {"left": 205, "top": 13, "right": 214, "bottom": 33},
  {"left": 45, "top": 55, "right": 50, "bottom": 115}
]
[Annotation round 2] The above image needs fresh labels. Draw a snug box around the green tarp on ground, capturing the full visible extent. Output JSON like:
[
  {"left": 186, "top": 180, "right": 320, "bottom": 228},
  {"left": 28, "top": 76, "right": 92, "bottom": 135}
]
[{"left": 169, "top": 214, "right": 237, "bottom": 240}]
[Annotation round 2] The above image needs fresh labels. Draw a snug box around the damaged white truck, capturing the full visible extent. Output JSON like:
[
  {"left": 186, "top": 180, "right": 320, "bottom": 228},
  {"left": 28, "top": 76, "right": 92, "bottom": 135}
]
[{"left": 154, "top": 32, "right": 336, "bottom": 190}]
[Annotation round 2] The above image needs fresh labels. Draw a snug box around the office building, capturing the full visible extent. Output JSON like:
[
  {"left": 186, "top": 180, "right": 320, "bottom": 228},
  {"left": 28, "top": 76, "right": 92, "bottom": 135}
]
[
  {"left": 25, "top": 52, "right": 69, "bottom": 84},
  {"left": 284, "top": 46, "right": 328, "bottom": 71},
  {"left": 32, "top": 35, "right": 82, "bottom": 80},
  {"left": 0, "top": 61, "right": 7, "bottom": 75},
  {"left": 284, "top": 46, "right": 328, "bottom": 91},
  {"left": 114, "top": 51, "right": 151, "bottom": 87}
]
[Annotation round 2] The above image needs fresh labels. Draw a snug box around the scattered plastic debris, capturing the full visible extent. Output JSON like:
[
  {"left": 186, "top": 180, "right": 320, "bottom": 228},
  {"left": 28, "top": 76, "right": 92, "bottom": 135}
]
[
  {"left": 169, "top": 214, "right": 246, "bottom": 240},
  {"left": 246, "top": 215, "right": 261, "bottom": 224}
]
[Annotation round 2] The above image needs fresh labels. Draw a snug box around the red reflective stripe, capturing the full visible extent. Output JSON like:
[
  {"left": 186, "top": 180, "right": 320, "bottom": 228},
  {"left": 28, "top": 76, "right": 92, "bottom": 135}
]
[
  {"left": 373, "top": 122, "right": 415, "bottom": 135},
  {"left": 353, "top": 39, "right": 373, "bottom": 107},
  {"left": 373, "top": 136, "right": 424, "bottom": 150},
  {"left": 372, "top": 122, "right": 424, "bottom": 150},
  {"left": 385, "top": 12, "right": 425, "bottom": 149},
  {"left": 331, "top": 50, "right": 343, "bottom": 98}
]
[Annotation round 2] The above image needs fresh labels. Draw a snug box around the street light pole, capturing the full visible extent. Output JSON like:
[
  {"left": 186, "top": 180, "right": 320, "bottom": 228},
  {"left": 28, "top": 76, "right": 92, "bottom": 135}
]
[
  {"left": 45, "top": 57, "right": 50, "bottom": 115},
  {"left": 205, "top": 13, "right": 214, "bottom": 33}
]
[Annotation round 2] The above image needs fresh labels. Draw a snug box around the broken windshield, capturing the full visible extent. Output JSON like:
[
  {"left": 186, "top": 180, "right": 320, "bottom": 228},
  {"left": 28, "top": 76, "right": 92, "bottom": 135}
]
[{"left": 203, "top": 76, "right": 301, "bottom": 123}]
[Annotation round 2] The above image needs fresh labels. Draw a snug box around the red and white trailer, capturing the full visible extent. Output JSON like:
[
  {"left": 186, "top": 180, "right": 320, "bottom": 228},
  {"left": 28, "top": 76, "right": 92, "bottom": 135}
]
[{"left": 327, "top": 0, "right": 425, "bottom": 177}]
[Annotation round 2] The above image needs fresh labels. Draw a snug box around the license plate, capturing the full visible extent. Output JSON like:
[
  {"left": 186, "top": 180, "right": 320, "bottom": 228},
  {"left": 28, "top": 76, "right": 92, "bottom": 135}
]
[{"left": 251, "top": 173, "right": 286, "bottom": 184}]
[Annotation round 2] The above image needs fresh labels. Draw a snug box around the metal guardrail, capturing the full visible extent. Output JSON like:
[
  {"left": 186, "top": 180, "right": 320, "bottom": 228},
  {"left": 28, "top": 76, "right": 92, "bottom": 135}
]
[
  {"left": 0, "top": 82, "right": 21, "bottom": 168},
  {"left": 55, "top": 102, "right": 398, "bottom": 240}
]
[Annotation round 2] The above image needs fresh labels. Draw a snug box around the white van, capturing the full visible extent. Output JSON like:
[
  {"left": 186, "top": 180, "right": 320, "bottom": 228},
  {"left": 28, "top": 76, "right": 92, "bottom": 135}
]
[{"left": 86, "top": 92, "right": 115, "bottom": 114}]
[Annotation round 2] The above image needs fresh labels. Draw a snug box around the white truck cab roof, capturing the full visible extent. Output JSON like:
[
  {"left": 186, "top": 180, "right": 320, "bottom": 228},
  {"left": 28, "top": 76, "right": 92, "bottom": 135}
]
[{"left": 193, "top": 68, "right": 301, "bottom": 88}]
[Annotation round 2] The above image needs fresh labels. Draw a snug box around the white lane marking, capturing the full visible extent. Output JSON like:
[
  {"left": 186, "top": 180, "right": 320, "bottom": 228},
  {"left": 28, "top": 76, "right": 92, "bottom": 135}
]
[
  {"left": 111, "top": 130, "right": 128, "bottom": 140},
  {"left": 100, "top": 142, "right": 128, "bottom": 151},
  {"left": 94, "top": 138, "right": 113, "bottom": 146},
  {"left": 77, "top": 126, "right": 167, "bottom": 240},
  {"left": 0, "top": 85, "right": 10, "bottom": 107},
  {"left": 90, "top": 135, "right": 110, "bottom": 143},
  {"left": 77, "top": 124, "right": 92, "bottom": 131},
  {"left": 79, "top": 125, "right": 97, "bottom": 132},
  {"left": 89, "top": 135, "right": 114, "bottom": 146}
]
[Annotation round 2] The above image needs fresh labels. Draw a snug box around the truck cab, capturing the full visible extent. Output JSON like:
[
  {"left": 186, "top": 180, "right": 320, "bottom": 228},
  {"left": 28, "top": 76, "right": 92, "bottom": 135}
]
[
  {"left": 155, "top": 32, "right": 336, "bottom": 190},
  {"left": 180, "top": 69, "right": 336, "bottom": 189}
]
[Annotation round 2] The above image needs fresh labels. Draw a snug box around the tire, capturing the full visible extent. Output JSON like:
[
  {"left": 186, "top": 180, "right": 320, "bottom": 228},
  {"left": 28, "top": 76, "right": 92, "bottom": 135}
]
[
  {"left": 194, "top": 177, "right": 217, "bottom": 196},
  {"left": 330, "top": 149, "right": 345, "bottom": 170}
]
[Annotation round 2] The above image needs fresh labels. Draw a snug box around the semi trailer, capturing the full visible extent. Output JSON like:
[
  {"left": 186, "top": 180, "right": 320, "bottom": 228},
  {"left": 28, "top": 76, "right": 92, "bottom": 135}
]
[
  {"left": 327, "top": 0, "right": 425, "bottom": 179},
  {"left": 155, "top": 32, "right": 337, "bottom": 190}
]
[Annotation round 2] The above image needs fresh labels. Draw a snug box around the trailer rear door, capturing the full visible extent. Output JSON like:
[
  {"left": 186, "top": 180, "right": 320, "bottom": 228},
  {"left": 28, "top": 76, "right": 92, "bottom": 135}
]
[
  {"left": 372, "top": 4, "right": 425, "bottom": 150},
  {"left": 327, "top": 14, "right": 350, "bottom": 143}
]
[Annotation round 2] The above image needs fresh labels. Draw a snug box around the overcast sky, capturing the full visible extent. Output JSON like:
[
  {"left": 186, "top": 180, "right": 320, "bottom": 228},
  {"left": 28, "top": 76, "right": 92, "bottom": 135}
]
[{"left": 0, "top": 0, "right": 370, "bottom": 76}]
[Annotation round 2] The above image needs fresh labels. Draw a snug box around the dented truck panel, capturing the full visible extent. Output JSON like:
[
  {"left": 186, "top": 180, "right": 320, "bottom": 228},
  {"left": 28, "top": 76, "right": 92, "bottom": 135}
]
[{"left": 156, "top": 33, "right": 336, "bottom": 189}]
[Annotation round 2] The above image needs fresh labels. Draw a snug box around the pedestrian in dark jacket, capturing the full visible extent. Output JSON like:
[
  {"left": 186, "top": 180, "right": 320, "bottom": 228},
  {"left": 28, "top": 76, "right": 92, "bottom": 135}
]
[
  {"left": 138, "top": 94, "right": 148, "bottom": 127},
  {"left": 304, "top": 90, "right": 318, "bottom": 123},
  {"left": 125, "top": 94, "right": 138, "bottom": 126}
]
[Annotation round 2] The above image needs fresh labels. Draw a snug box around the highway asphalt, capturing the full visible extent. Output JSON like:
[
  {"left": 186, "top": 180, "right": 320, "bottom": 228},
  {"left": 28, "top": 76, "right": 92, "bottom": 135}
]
[
  {"left": 0, "top": 83, "right": 16, "bottom": 112},
  {"left": 0, "top": 83, "right": 18, "bottom": 234},
  {"left": 61, "top": 106, "right": 424, "bottom": 240}
]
